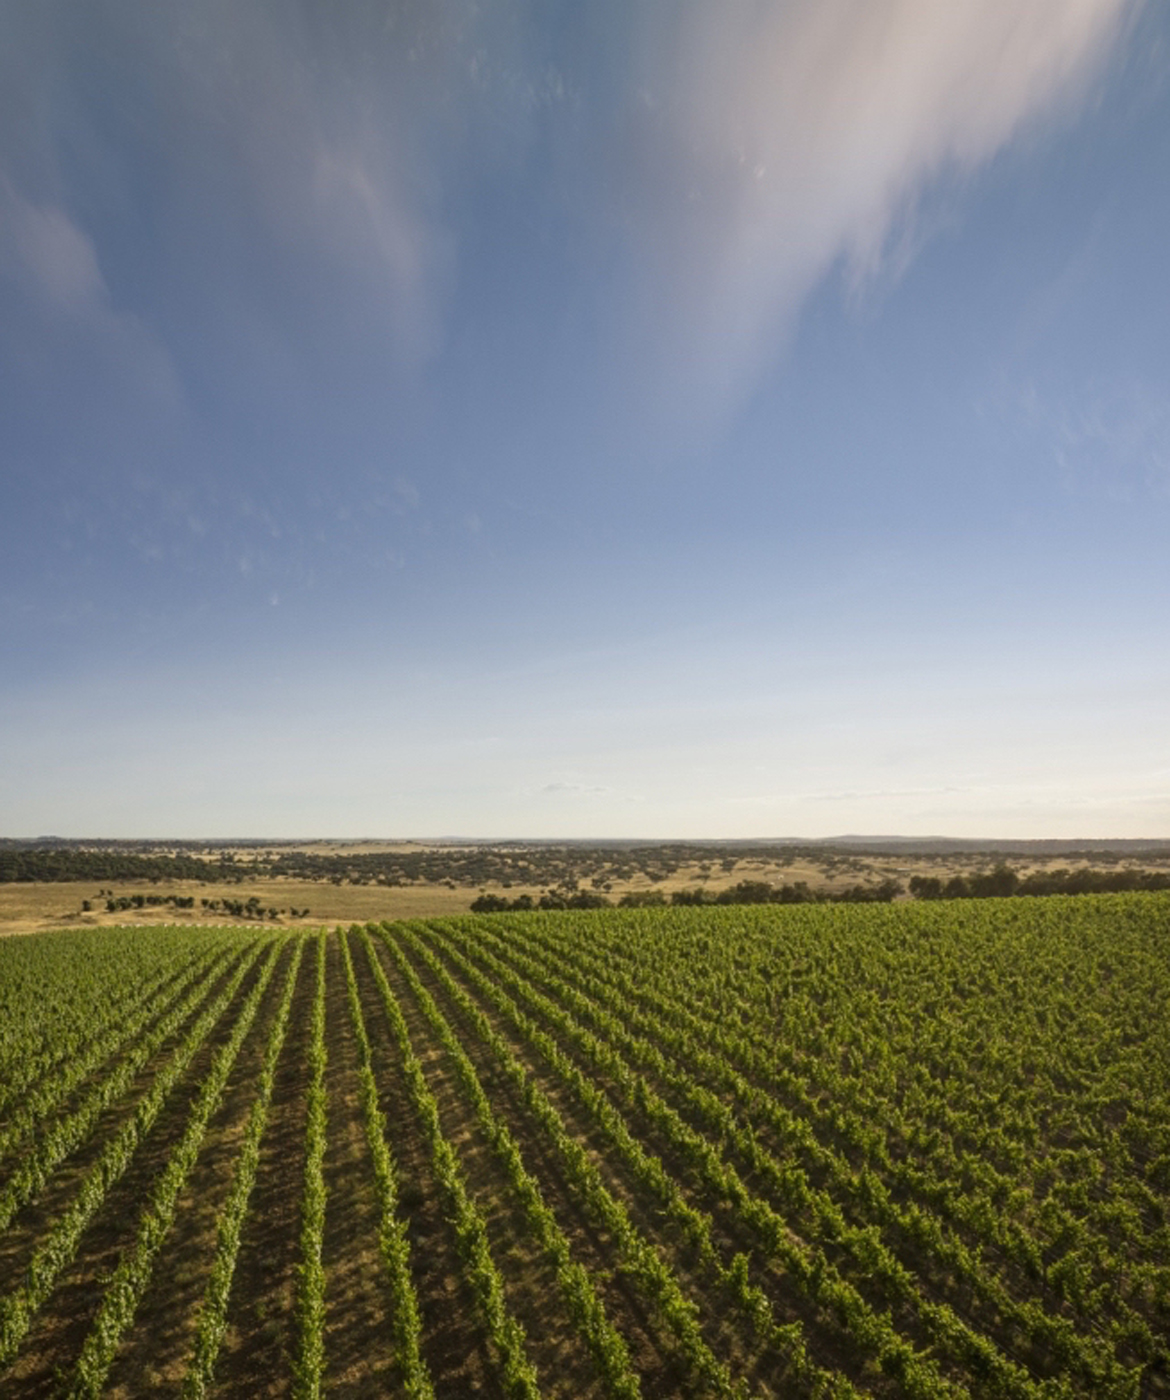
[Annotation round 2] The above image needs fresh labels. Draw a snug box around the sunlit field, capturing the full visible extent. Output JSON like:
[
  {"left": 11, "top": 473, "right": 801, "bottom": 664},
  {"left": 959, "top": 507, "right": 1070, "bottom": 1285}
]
[{"left": 1, "top": 896, "right": 1167, "bottom": 1396}]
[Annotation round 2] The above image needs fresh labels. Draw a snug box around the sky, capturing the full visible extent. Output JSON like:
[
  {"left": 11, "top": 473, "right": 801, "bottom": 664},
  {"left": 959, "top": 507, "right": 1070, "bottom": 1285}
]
[{"left": 1, "top": 0, "right": 1168, "bottom": 840}]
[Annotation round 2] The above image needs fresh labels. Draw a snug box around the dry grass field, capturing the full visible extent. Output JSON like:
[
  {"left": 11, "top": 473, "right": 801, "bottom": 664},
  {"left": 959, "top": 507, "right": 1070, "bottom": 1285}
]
[
  {"left": 4, "top": 840, "right": 1169, "bottom": 938},
  {"left": 0, "top": 851, "right": 925, "bottom": 938},
  {"left": 0, "top": 879, "right": 475, "bottom": 938}
]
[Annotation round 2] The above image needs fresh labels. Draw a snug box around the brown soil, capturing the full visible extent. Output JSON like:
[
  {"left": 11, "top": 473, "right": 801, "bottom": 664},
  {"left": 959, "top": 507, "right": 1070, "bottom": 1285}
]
[
  {"left": 102, "top": 943, "right": 298, "bottom": 1397},
  {"left": 370, "top": 925, "right": 615, "bottom": 1399},
  {"left": 2, "top": 948, "right": 271, "bottom": 1397},
  {"left": 210, "top": 944, "right": 314, "bottom": 1398},
  {"left": 349, "top": 928, "right": 505, "bottom": 1400},
  {"left": 436, "top": 922, "right": 907, "bottom": 1395},
  {"left": 0, "top": 954, "right": 212, "bottom": 1193},
  {"left": 386, "top": 922, "right": 695, "bottom": 1399},
  {"left": 0, "top": 946, "right": 248, "bottom": 1298},
  {"left": 318, "top": 931, "right": 399, "bottom": 1397}
]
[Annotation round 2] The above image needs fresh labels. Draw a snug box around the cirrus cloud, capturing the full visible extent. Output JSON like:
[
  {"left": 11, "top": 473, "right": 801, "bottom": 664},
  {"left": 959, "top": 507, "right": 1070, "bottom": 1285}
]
[{"left": 603, "top": 0, "right": 1141, "bottom": 434}]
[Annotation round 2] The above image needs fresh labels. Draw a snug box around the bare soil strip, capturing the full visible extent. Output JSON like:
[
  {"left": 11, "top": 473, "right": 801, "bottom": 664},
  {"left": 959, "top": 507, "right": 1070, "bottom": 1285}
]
[
  {"left": 0, "top": 957, "right": 195, "bottom": 1166},
  {"left": 210, "top": 946, "right": 313, "bottom": 1399},
  {"left": 101, "top": 941, "right": 299, "bottom": 1397},
  {"left": 445, "top": 924, "right": 884, "bottom": 1382},
  {"left": 390, "top": 924, "right": 694, "bottom": 1400},
  {"left": 350, "top": 931, "right": 507, "bottom": 1400},
  {"left": 375, "top": 927, "right": 615, "bottom": 1400},
  {"left": 0, "top": 948, "right": 247, "bottom": 1323},
  {"left": 410, "top": 922, "right": 812, "bottom": 1397},
  {"left": 502, "top": 921, "right": 1044, "bottom": 1387},
  {"left": 2, "top": 948, "right": 271, "bottom": 1397},
  {"left": 318, "top": 930, "right": 400, "bottom": 1397}
]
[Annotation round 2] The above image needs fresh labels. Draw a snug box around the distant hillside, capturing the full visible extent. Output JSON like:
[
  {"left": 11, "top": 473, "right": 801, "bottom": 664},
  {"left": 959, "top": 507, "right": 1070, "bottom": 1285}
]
[
  {"left": 3, "top": 834, "right": 1168, "bottom": 854},
  {"left": 808, "top": 836, "right": 1170, "bottom": 856}
]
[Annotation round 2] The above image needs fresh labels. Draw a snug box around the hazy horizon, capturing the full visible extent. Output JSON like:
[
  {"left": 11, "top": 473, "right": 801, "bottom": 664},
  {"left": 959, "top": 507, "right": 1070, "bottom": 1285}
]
[{"left": 8, "top": 834, "right": 1170, "bottom": 853}]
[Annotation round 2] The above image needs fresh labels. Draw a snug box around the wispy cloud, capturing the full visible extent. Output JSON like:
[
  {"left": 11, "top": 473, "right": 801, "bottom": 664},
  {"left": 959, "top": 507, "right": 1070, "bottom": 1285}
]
[
  {"left": 0, "top": 1, "right": 1145, "bottom": 453},
  {"left": 0, "top": 2, "right": 481, "bottom": 383},
  {"left": 163, "top": 2, "right": 463, "bottom": 370},
  {"left": 1020, "top": 377, "right": 1170, "bottom": 499},
  {"left": 2, "top": 180, "right": 106, "bottom": 313},
  {"left": 541, "top": 780, "right": 613, "bottom": 797},
  {"left": 0, "top": 175, "right": 181, "bottom": 410},
  {"left": 606, "top": 0, "right": 1139, "bottom": 434}
]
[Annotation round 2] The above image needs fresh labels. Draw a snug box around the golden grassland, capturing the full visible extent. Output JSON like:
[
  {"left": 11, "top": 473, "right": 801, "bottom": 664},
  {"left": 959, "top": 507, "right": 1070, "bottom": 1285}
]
[
  {"left": 0, "top": 879, "right": 475, "bottom": 938},
  {"left": 4, "top": 845, "right": 1161, "bottom": 938},
  {"left": 0, "top": 851, "right": 880, "bottom": 937}
]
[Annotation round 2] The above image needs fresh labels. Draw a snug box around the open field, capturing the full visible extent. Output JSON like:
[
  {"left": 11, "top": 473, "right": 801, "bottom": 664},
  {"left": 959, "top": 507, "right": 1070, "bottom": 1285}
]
[
  {"left": 4, "top": 838, "right": 1170, "bottom": 937},
  {"left": 0, "top": 880, "right": 480, "bottom": 939},
  {"left": 1, "top": 894, "right": 1168, "bottom": 1396}
]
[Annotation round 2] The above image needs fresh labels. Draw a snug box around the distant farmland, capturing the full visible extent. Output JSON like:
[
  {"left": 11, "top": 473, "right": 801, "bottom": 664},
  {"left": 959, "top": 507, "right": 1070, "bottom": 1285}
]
[{"left": 1, "top": 896, "right": 1168, "bottom": 1396}]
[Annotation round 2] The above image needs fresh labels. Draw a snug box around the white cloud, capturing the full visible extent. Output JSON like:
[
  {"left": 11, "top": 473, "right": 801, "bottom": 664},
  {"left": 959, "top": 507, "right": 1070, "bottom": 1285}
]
[
  {"left": 0, "top": 1, "right": 1144, "bottom": 451},
  {"left": 310, "top": 141, "right": 452, "bottom": 366},
  {"left": 2, "top": 180, "right": 105, "bottom": 313},
  {"left": 0, "top": 175, "right": 181, "bottom": 409},
  {"left": 611, "top": 0, "right": 1139, "bottom": 431},
  {"left": 0, "top": 3, "right": 469, "bottom": 379}
]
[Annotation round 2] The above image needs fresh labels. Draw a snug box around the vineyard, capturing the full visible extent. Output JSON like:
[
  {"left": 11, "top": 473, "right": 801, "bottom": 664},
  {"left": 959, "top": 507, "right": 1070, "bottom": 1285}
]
[{"left": 1, "top": 896, "right": 1168, "bottom": 1397}]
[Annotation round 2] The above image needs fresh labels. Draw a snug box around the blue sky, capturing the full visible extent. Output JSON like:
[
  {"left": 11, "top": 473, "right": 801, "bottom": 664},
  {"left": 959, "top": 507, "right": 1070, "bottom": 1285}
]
[{"left": 2, "top": 0, "right": 1168, "bottom": 839}]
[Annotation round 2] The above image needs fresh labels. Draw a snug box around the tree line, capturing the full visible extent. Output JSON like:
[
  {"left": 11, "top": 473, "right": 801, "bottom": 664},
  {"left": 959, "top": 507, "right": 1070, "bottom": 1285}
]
[
  {"left": 471, "top": 879, "right": 903, "bottom": 913},
  {"left": 908, "top": 864, "right": 1170, "bottom": 900},
  {"left": 0, "top": 850, "right": 248, "bottom": 884},
  {"left": 95, "top": 893, "right": 309, "bottom": 920},
  {"left": 473, "top": 865, "right": 1170, "bottom": 914}
]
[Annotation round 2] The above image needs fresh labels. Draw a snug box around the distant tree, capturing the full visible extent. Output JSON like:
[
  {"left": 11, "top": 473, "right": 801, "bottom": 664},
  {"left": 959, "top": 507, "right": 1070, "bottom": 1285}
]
[
  {"left": 470, "top": 893, "right": 511, "bottom": 913},
  {"left": 565, "top": 889, "right": 609, "bottom": 909},
  {"left": 716, "top": 880, "right": 777, "bottom": 905},
  {"left": 833, "top": 879, "right": 902, "bottom": 903},
  {"left": 970, "top": 864, "right": 1019, "bottom": 898},
  {"left": 670, "top": 888, "right": 713, "bottom": 906},
  {"left": 618, "top": 890, "right": 667, "bottom": 908},
  {"left": 909, "top": 876, "right": 943, "bottom": 900}
]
